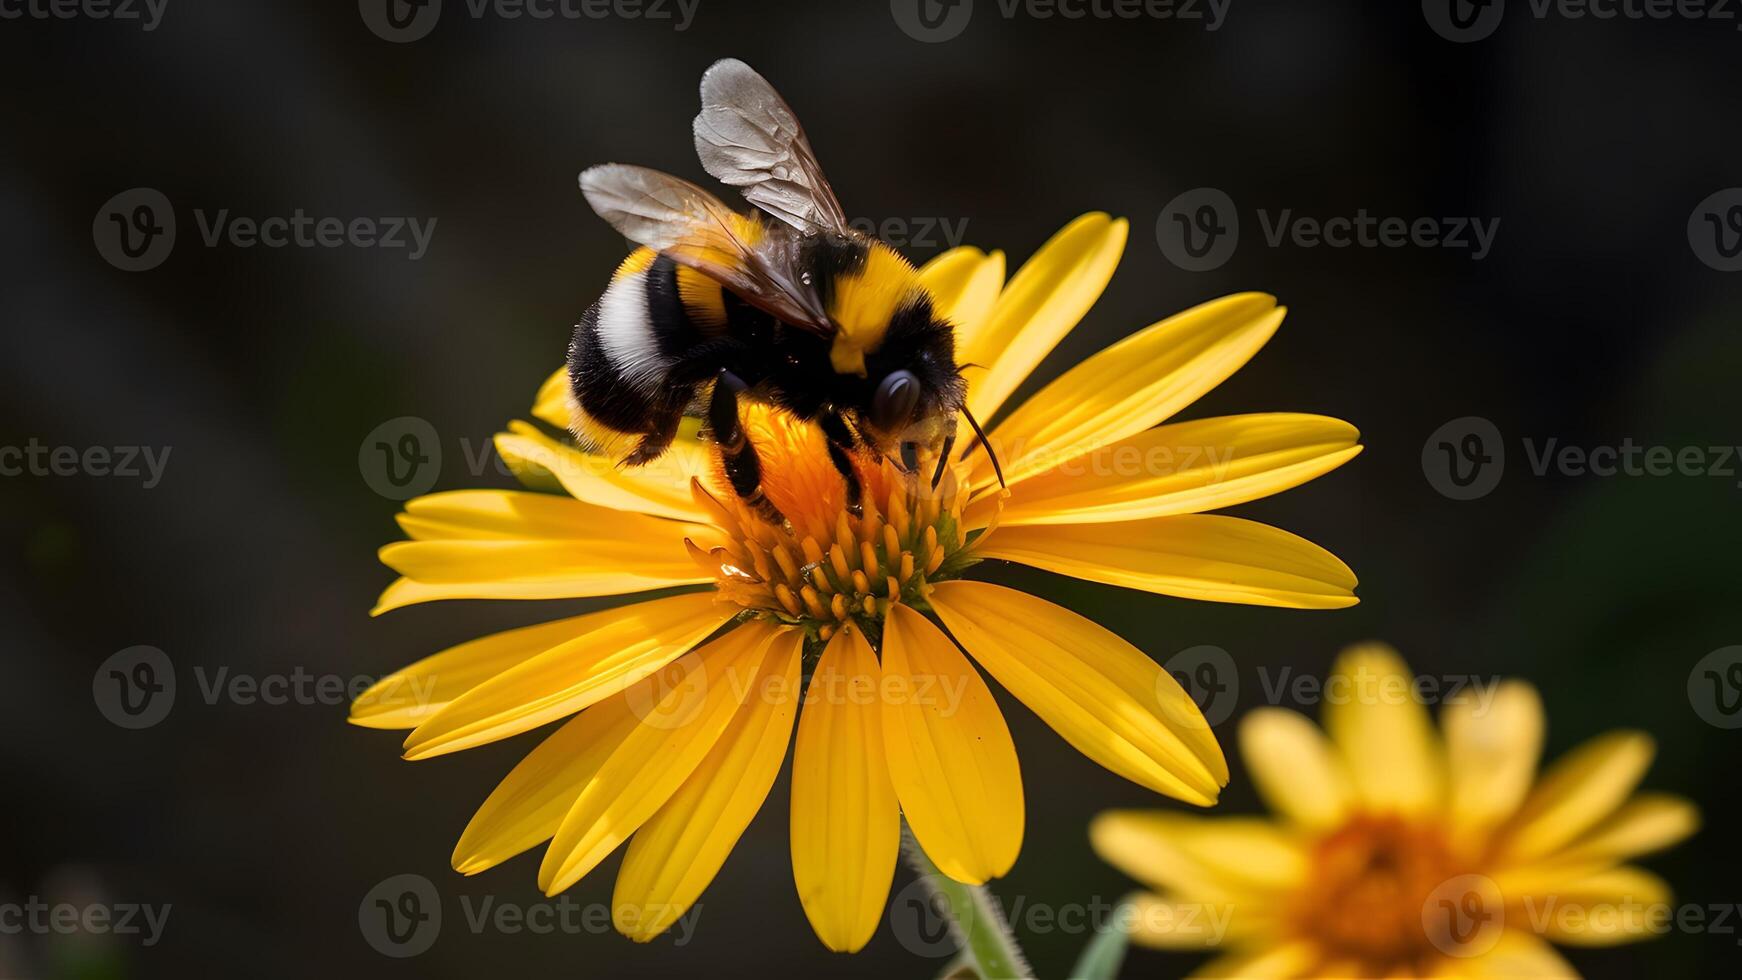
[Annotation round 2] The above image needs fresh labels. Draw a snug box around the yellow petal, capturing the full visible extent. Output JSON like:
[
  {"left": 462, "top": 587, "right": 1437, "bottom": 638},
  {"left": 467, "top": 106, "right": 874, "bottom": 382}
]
[
  {"left": 450, "top": 691, "right": 645, "bottom": 875},
  {"left": 1497, "top": 731, "right": 1656, "bottom": 863},
  {"left": 1124, "top": 891, "right": 1264, "bottom": 950},
  {"left": 351, "top": 613, "right": 604, "bottom": 729},
  {"left": 613, "top": 630, "right": 804, "bottom": 941},
  {"left": 1552, "top": 793, "right": 1699, "bottom": 866},
  {"left": 1514, "top": 866, "right": 1673, "bottom": 947},
  {"left": 1323, "top": 644, "right": 1443, "bottom": 814},
  {"left": 916, "top": 246, "right": 1006, "bottom": 345},
  {"left": 979, "top": 292, "right": 1285, "bottom": 487},
  {"left": 880, "top": 603, "right": 1023, "bottom": 885},
  {"left": 496, "top": 420, "right": 712, "bottom": 523},
  {"left": 387, "top": 488, "right": 640, "bottom": 540},
  {"left": 1237, "top": 708, "right": 1353, "bottom": 830},
  {"left": 790, "top": 624, "right": 900, "bottom": 953},
  {"left": 532, "top": 366, "right": 574, "bottom": 430},
  {"left": 929, "top": 580, "right": 1227, "bottom": 805},
  {"left": 1193, "top": 939, "right": 1321, "bottom": 978},
  {"left": 538, "top": 622, "right": 777, "bottom": 895},
  {"left": 980, "top": 414, "right": 1361, "bottom": 528},
  {"left": 1091, "top": 811, "right": 1306, "bottom": 899},
  {"left": 973, "top": 514, "right": 1358, "bottom": 610},
  {"left": 370, "top": 577, "right": 521, "bottom": 613},
  {"left": 1444, "top": 681, "right": 1544, "bottom": 838},
  {"left": 374, "top": 490, "right": 712, "bottom": 613},
  {"left": 958, "top": 213, "right": 1128, "bottom": 424},
  {"left": 401, "top": 593, "right": 733, "bottom": 760},
  {"left": 1434, "top": 931, "right": 1576, "bottom": 977}
]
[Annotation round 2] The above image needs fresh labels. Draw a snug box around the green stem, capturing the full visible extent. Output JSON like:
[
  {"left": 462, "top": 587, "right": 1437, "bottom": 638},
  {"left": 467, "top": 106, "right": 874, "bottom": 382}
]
[{"left": 901, "top": 822, "right": 1034, "bottom": 980}]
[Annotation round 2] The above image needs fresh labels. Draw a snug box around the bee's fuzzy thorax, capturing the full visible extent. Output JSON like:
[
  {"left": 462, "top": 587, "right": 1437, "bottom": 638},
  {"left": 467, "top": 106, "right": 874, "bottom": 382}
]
[{"left": 824, "top": 241, "right": 923, "bottom": 377}]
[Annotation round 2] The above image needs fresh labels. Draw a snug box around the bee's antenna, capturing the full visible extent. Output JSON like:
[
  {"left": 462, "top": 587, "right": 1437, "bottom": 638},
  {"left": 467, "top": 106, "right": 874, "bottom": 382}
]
[
  {"left": 958, "top": 405, "right": 1005, "bottom": 489},
  {"left": 931, "top": 432, "right": 956, "bottom": 490}
]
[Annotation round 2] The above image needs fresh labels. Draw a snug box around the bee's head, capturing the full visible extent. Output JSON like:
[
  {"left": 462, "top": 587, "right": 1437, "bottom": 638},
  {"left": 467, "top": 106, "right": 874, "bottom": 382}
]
[
  {"left": 863, "top": 368, "right": 956, "bottom": 463},
  {"left": 853, "top": 302, "right": 967, "bottom": 478}
]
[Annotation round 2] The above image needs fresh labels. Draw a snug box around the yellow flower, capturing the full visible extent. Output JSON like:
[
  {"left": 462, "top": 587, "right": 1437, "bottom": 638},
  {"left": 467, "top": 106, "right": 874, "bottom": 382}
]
[
  {"left": 1092, "top": 644, "right": 1700, "bottom": 978},
  {"left": 351, "top": 213, "right": 1362, "bottom": 952}
]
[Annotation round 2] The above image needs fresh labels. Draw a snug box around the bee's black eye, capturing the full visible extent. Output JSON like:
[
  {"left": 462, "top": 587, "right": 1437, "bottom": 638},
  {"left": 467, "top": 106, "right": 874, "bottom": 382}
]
[{"left": 871, "top": 369, "right": 921, "bottom": 432}]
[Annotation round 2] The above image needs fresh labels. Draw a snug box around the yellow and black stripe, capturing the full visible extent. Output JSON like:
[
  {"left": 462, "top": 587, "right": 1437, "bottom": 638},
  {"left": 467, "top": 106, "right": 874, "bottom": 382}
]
[{"left": 567, "top": 248, "right": 744, "bottom": 456}]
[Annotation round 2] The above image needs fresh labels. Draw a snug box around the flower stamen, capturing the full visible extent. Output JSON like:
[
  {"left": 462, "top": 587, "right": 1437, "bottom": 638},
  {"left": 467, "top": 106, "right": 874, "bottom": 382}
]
[
  {"left": 1293, "top": 814, "right": 1465, "bottom": 975},
  {"left": 684, "top": 408, "right": 983, "bottom": 636}
]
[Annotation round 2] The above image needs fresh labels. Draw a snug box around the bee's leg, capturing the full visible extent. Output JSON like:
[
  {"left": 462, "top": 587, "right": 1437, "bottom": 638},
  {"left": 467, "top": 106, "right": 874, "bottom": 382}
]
[
  {"left": 620, "top": 388, "right": 686, "bottom": 466},
  {"left": 817, "top": 412, "right": 864, "bottom": 517},
  {"left": 622, "top": 396, "right": 685, "bottom": 467},
  {"left": 709, "top": 370, "right": 785, "bottom": 527}
]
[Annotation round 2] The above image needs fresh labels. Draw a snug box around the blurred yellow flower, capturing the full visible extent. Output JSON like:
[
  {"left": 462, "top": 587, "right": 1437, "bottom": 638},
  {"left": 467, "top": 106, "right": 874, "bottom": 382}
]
[
  {"left": 1092, "top": 644, "right": 1699, "bottom": 978},
  {"left": 351, "top": 213, "right": 1362, "bottom": 952}
]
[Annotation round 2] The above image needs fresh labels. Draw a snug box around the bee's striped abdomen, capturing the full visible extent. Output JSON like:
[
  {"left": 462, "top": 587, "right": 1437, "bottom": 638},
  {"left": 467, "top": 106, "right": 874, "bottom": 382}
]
[{"left": 567, "top": 248, "right": 730, "bottom": 455}]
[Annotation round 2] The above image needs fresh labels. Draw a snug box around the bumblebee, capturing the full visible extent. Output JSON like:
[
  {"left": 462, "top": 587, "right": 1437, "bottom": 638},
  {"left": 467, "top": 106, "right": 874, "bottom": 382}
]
[{"left": 570, "top": 59, "right": 996, "bottom": 521}]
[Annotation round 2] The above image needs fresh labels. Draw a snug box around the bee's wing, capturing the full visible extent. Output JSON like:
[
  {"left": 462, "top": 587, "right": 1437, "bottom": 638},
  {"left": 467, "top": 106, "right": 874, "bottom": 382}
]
[
  {"left": 692, "top": 58, "right": 851, "bottom": 237},
  {"left": 580, "top": 163, "right": 832, "bottom": 334}
]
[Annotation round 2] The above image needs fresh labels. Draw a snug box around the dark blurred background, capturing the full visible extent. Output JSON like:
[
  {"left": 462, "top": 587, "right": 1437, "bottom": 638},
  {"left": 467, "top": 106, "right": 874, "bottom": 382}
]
[{"left": 3, "top": 0, "right": 1739, "bottom": 976}]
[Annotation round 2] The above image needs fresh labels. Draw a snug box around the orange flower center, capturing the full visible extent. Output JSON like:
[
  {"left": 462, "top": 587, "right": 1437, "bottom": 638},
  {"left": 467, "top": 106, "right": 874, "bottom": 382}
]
[
  {"left": 684, "top": 405, "right": 979, "bottom": 640},
  {"left": 1292, "top": 814, "right": 1468, "bottom": 975}
]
